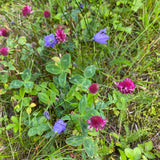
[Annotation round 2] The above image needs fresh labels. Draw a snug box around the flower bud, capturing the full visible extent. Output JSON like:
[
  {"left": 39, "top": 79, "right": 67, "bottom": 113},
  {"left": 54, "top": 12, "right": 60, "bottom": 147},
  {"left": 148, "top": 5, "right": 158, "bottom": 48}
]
[{"left": 44, "top": 10, "right": 51, "bottom": 18}]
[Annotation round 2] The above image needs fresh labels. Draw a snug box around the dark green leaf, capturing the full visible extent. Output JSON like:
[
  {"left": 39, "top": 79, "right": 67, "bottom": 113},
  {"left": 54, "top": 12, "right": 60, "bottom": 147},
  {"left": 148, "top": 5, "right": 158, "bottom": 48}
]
[
  {"left": 24, "top": 81, "right": 34, "bottom": 89},
  {"left": 134, "top": 147, "right": 141, "bottom": 160},
  {"left": 19, "top": 88, "right": 25, "bottom": 98},
  {"left": 46, "top": 64, "right": 61, "bottom": 74},
  {"left": 28, "top": 127, "right": 38, "bottom": 137},
  {"left": 119, "top": 149, "right": 127, "bottom": 160},
  {"left": 60, "top": 54, "right": 71, "bottom": 70},
  {"left": 84, "top": 65, "right": 96, "bottom": 78},
  {"left": 79, "top": 95, "right": 87, "bottom": 114},
  {"left": 125, "top": 148, "right": 134, "bottom": 159},
  {"left": 22, "top": 69, "right": 31, "bottom": 81},
  {"left": 10, "top": 80, "right": 24, "bottom": 88},
  {"left": 38, "top": 93, "right": 50, "bottom": 104},
  {"left": 144, "top": 152, "right": 156, "bottom": 159},
  {"left": 66, "top": 136, "right": 84, "bottom": 146},
  {"left": 59, "top": 72, "right": 66, "bottom": 88},
  {"left": 70, "top": 74, "right": 84, "bottom": 84},
  {"left": 145, "top": 141, "right": 153, "bottom": 152},
  {"left": 83, "top": 138, "right": 94, "bottom": 157}
]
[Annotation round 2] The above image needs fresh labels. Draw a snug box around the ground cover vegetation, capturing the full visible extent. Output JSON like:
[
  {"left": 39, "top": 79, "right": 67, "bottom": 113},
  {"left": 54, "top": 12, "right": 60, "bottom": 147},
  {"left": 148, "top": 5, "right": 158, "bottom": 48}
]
[{"left": 0, "top": 0, "right": 160, "bottom": 159}]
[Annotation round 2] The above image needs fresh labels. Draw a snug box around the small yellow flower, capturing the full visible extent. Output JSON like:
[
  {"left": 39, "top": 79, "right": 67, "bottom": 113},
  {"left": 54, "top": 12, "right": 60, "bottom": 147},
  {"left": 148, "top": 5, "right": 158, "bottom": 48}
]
[
  {"left": 26, "top": 103, "right": 36, "bottom": 114},
  {"left": 52, "top": 56, "right": 60, "bottom": 66}
]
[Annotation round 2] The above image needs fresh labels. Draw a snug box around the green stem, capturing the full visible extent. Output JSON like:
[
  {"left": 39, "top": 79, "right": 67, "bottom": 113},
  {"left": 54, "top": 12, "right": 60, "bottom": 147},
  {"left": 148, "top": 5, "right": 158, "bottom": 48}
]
[
  {"left": 93, "top": 95, "right": 96, "bottom": 109},
  {"left": 19, "top": 99, "right": 25, "bottom": 148}
]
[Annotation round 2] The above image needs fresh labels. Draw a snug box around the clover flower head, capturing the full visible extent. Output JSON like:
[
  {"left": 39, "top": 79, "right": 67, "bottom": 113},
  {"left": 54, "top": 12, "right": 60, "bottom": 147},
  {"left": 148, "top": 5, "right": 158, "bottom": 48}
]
[
  {"left": 22, "top": 5, "right": 33, "bottom": 17},
  {"left": 44, "top": 111, "right": 50, "bottom": 120},
  {"left": 44, "top": 33, "right": 57, "bottom": 47},
  {"left": 115, "top": 78, "right": 135, "bottom": 94},
  {"left": 53, "top": 119, "right": 67, "bottom": 134},
  {"left": 89, "top": 83, "right": 99, "bottom": 94},
  {"left": 55, "top": 29, "right": 67, "bottom": 44},
  {"left": 94, "top": 28, "right": 109, "bottom": 44},
  {"left": 0, "top": 28, "right": 9, "bottom": 37},
  {"left": 87, "top": 116, "right": 107, "bottom": 132},
  {"left": 44, "top": 10, "right": 51, "bottom": 18},
  {"left": 0, "top": 47, "right": 9, "bottom": 56}
]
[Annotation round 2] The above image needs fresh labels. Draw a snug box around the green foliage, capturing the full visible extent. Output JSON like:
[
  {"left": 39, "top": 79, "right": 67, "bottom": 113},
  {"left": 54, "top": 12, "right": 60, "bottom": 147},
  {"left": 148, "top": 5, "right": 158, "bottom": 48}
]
[
  {"left": 1, "top": 0, "right": 160, "bottom": 159},
  {"left": 28, "top": 116, "right": 50, "bottom": 137},
  {"left": 119, "top": 141, "right": 156, "bottom": 160}
]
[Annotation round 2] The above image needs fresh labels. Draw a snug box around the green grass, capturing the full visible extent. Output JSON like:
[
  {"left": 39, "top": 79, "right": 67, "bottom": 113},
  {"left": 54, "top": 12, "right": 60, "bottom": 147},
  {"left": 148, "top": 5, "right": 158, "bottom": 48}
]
[{"left": 0, "top": 0, "right": 160, "bottom": 159}]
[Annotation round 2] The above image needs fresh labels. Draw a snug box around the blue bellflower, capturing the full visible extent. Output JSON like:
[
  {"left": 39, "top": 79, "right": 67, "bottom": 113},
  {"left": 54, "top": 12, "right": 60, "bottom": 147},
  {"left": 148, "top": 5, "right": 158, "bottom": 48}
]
[
  {"left": 44, "top": 33, "right": 57, "bottom": 47},
  {"left": 53, "top": 119, "right": 67, "bottom": 134},
  {"left": 73, "top": 62, "right": 77, "bottom": 67},
  {"left": 80, "top": 3, "right": 83, "bottom": 9},
  {"left": 44, "top": 111, "right": 50, "bottom": 119},
  {"left": 94, "top": 28, "right": 109, "bottom": 44}
]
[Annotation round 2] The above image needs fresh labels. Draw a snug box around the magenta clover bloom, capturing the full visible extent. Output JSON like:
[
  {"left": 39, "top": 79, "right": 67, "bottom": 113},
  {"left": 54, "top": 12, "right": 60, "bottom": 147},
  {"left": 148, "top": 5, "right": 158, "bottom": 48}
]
[
  {"left": 0, "top": 28, "right": 9, "bottom": 37},
  {"left": 115, "top": 78, "right": 135, "bottom": 94},
  {"left": 44, "top": 34, "right": 57, "bottom": 47},
  {"left": 22, "top": 5, "right": 33, "bottom": 17},
  {"left": 94, "top": 28, "right": 109, "bottom": 44},
  {"left": 55, "top": 29, "right": 67, "bottom": 44},
  {"left": 89, "top": 83, "right": 99, "bottom": 94},
  {"left": 87, "top": 116, "right": 107, "bottom": 132},
  {"left": 44, "top": 111, "right": 50, "bottom": 120},
  {"left": 44, "top": 10, "right": 51, "bottom": 18},
  {"left": 53, "top": 119, "right": 67, "bottom": 134},
  {"left": 0, "top": 47, "right": 9, "bottom": 56}
]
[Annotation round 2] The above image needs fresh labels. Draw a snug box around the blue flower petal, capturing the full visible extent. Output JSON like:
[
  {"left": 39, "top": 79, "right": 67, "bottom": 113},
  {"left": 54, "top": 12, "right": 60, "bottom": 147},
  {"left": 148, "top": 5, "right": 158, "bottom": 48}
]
[
  {"left": 94, "top": 28, "right": 109, "bottom": 44},
  {"left": 53, "top": 119, "right": 67, "bottom": 134},
  {"left": 44, "top": 111, "right": 50, "bottom": 119},
  {"left": 44, "top": 33, "right": 57, "bottom": 48}
]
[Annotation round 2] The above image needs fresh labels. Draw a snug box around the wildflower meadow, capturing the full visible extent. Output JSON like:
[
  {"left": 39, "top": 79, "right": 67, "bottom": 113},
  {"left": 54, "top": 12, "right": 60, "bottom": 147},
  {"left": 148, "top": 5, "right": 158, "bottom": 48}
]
[{"left": 0, "top": 0, "right": 160, "bottom": 159}]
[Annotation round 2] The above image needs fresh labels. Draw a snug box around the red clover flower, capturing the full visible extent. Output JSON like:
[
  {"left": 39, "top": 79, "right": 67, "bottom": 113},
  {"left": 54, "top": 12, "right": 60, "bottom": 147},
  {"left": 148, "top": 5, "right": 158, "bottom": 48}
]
[
  {"left": 115, "top": 78, "right": 135, "bottom": 94},
  {"left": 44, "top": 10, "right": 51, "bottom": 18},
  {"left": 55, "top": 29, "right": 67, "bottom": 44},
  {"left": 22, "top": 5, "right": 33, "bottom": 17},
  {"left": 0, "top": 48, "right": 9, "bottom": 56},
  {"left": 87, "top": 116, "right": 107, "bottom": 132},
  {"left": 0, "top": 28, "right": 9, "bottom": 37},
  {"left": 89, "top": 83, "right": 99, "bottom": 94}
]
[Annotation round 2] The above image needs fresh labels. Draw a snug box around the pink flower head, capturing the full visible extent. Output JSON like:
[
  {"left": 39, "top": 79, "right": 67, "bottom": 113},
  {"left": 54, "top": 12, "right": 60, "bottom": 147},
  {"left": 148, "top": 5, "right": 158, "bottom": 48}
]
[
  {"left": 22, "top": 5, "right": 33, "bottom": 17},
  {"left": 89, "top": 83, "right": 99, "bottom": 94},
  {"left": 87, "top": 116, "right": 107, "bottom": 132},
  {"left": 0, "top": 47, "right": 9, "bottom": 56},
  {"left": 44, "top": 10, "right": 51, "bottom": 18},
  {"left": 0, "top": 28, "right": 9, "bottom": 37},
  {"left": 55, "top": 29, "right": 67, "bottom": 44},
  {"left": 115, "top": 78, "right": 135, "bottom": 94}
]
